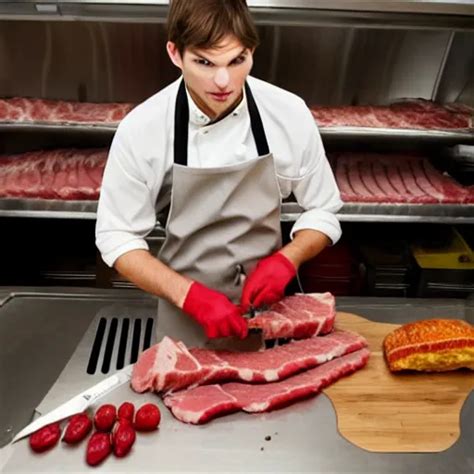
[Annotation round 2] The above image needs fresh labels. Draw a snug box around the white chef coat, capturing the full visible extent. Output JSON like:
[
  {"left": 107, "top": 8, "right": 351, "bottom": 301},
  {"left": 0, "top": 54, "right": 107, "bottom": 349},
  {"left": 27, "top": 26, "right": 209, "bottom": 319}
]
[{"left": 96, "top": 75, "right": 343, "bottom": 268}]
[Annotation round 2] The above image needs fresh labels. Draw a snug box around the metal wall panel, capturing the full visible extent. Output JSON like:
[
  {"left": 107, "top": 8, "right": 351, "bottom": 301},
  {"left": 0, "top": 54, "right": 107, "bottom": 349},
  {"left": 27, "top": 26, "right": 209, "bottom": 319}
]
[
  {"left": 434, "top": 31, "right": 474, "bottom": 105},
  {"left": 0, "top": 20, "right": 472, "bottom": 106}
]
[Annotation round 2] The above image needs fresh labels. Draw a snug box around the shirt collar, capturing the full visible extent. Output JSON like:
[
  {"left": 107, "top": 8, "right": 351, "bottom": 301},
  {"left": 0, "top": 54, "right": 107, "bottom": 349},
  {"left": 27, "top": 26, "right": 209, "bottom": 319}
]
[{"left": 185, "top": 85, "right": 248, "bottom": 127}]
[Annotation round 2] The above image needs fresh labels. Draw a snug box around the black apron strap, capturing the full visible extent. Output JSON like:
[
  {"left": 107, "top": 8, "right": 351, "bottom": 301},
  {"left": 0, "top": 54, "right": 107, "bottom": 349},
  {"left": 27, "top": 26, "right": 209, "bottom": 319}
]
[
  {"left": 244, "top": 82, "right": 270, "bottom": 157},
  {"left": 174, "top": 80, "right": 189, "bottom": 166},
  {"left": 174, "top": 79, "right": 270, "bottom": 166}
]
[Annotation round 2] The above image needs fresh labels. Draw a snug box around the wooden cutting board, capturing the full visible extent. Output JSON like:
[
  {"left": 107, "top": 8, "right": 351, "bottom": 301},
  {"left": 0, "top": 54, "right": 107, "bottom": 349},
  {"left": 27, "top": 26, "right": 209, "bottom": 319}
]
[{"left": 323, "top": 312, "right": 474, "bottom": 453}]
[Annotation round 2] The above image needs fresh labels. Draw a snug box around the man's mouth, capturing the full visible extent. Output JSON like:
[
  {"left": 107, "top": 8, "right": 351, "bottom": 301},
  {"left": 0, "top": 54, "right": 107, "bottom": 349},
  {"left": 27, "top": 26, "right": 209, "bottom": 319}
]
[{"left": 208, "top": 91, "right": 232, "bottom": 102}]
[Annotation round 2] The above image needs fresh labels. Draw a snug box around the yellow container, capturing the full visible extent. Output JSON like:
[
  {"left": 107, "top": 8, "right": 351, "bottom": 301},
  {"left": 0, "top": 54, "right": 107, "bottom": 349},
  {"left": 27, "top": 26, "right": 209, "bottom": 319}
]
[{"left": 411, "top": 228, "right": 474, "bottom": 270}]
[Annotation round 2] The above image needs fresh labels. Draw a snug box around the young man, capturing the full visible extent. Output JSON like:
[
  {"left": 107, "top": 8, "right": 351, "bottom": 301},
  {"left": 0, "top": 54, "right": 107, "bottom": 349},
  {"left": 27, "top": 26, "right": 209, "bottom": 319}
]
[{"left": 96, "top": 0, "right": 342, "bottom": 346}]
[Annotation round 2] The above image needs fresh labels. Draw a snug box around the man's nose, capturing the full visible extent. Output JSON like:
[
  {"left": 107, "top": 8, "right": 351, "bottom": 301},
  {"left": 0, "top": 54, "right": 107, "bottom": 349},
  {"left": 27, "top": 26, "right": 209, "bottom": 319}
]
[{"left": 214, "top": 67, "right": 230, "bottom": 89}]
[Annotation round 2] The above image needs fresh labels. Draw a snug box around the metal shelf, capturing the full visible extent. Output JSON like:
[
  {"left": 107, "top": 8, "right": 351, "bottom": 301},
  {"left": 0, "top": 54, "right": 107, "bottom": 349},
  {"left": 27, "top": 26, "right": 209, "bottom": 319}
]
[
  {"left": 1, "top": 1, "right": 474, "bottom": 27},
  {"left": 0, "top": 198, "right": 99, "bottom": 219},
  {"left": 0, "top": 123, "right": 117, "bottom": 141},
  {"left": 0, "top": 123, "right": 116, "bottom": 132},
  {"left": 1, "top": 198, "right": 473, "bottom": 224},
  {"left": 284, "top": 202, "right": 474, "bottom": 224},
  {"left": 319, "top": 127, "right": 474, "bottom": 146},
  {"left": 1, "top": 122, "right": 472, "bottom": 145},
  {"left": 337, "top": 203, "right": 474, "bottom": 223},
  {"left": 1, "top": 123, "right": 472, "bottom": 224}
]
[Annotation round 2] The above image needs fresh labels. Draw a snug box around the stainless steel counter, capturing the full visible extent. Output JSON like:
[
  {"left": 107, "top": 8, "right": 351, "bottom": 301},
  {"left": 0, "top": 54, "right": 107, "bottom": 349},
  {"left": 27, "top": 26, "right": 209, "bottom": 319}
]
[{"left": 0, "top": 287, "right": 473, "bottom": 473}]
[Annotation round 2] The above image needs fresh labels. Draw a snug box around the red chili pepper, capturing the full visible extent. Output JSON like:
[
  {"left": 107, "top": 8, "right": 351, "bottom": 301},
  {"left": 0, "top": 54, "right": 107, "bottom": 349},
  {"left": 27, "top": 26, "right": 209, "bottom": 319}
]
[
  {"left": 63, "top": 413, "right": 92, "bottom": 444},
  {"left": 117, "top": 402, "right": 135, "bottom": 423},
  {"left": 94, "top": 404, "right": 116, "bottom": 432},
  {"left": 134, "top": 403, "right": 161, "bottom": 432},
  {"left": 86, "top": 432, "right": 112, "bottom": 466},
  {"left": 29, "top": 422, "right": 61, "bottom": 453},
  {"left": 112, "top": 419, "right": 136, "bottom": 458}
]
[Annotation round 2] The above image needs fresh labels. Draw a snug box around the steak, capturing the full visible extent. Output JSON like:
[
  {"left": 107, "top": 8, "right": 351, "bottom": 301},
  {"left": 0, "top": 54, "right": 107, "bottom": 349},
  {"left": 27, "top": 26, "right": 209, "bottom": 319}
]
[
  {"left": 131, "top": 330, "right": 368, "bottom": 394},
  {"left": 331, "top": 153, "right": 473, "bottom": 204},
  {"left": 0, "top": 97, "right": 133, "bottom": 125},
  {"left": 0, "top": 148, "right": 107, "bottom": 200},
  {"left": 371, "top": 161, "right": 404, "bottom": 202},
  {"left": 334, "top": 155, "right": 358, "bottom": 203},
  {"left": 2, "top": 97, "right": 470, "bottom": 131},
  {"left": 346, "top": 160, "right": 375, "bottom": 202},
  {"left": 192, "top": 329, "right": 367, "bottom": 384},
  {"left": 311, "top": 99, "right": 472, "bottom": 130},
  {"left": 163, "top": 348, "right": 370, "bottom": 424},
  {"left": 131, "top": 337, "right": 208, "bottom": 394},
  {"left": 247, "top": 293, "right": 336, "bottom": 339}
]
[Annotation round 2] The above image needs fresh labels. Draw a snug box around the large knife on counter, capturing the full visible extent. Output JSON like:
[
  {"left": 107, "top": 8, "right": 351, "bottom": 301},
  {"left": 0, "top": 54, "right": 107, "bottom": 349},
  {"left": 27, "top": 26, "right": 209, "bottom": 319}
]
[{"left": 11, "top": 364, "right": 134, "bottom": 444}]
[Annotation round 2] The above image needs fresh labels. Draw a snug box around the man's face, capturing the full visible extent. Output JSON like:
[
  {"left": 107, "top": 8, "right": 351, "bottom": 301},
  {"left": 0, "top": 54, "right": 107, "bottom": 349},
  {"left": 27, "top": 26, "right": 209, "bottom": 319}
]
[{"left": 168, "top": 36, "right": 254, "bottom": 119}]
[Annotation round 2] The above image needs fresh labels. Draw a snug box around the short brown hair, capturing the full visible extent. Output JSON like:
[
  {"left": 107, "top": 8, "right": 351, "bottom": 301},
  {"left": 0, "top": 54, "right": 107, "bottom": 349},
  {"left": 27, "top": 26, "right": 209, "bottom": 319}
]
[{"left": 167, "top": 0, "right": 259, "bottom": 55}]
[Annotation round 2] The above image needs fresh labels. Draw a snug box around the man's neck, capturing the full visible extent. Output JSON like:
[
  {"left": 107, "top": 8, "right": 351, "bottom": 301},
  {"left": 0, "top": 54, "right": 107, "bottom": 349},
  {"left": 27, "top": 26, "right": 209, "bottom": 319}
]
[{"left": 187, "top": 87, "right": 244, "bottom": 124}]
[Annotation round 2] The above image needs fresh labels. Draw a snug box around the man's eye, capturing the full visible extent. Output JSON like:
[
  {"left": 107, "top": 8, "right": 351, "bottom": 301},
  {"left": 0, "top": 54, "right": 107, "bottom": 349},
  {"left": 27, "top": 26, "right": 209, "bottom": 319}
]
[
  {"left": 195, "top": 59, "right": 212, "bottom": 67},
  {"left": 232, "top": 56, "right": 247, "bottom": 65}
]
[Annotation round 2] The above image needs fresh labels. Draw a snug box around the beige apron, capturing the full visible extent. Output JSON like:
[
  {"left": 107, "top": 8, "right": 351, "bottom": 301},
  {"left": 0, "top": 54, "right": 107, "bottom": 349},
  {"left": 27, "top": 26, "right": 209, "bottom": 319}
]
[{"left": 157, "top": 80, "right": 282, "bottom": 347}]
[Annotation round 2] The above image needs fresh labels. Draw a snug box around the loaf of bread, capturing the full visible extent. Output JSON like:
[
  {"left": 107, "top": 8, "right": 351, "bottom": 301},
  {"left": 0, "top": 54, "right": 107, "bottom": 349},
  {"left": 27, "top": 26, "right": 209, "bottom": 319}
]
[{"left": 383, "top": 319, "right": 474, "bottom": 372}]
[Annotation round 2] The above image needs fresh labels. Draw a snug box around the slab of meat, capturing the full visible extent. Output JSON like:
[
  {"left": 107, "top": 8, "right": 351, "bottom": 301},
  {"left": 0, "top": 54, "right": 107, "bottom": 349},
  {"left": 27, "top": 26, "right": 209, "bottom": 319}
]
[
  {"left": 359, "top": 160, "right": 386, "bottom": 200},
  {"left": 371, "top": 161, "right": 404, "bottom": 203},
  {"left": 0, "top": 148, "right": 107, "bottom": 200},
  {"left": 131, "top": 329, "right": 367, "bottom": 395},
  {"left": 346, "top": 161, "right": 376, "bottom": 202},
  {"left": 421, "top": 159, "right": 472, "bottom": 203},
  {"left": 408, "top": 158, "right": 446, "bottom": 202},
  {"left": 163, "top": 348, "right": 370, "bottom": 424},
  {"left": 131, "top": 337, "right": 208, "bottom": 394},
  {"left": 397, "top": 159, "right": 434, "bottom": 204},
  {"left": 192, "top": 329, "right": 367, "bottom": 384},
  {"left": 332, "top": 152, "right": 473, "bottom": 204},
  {"left": 248, "top": 293, "right": 336, "bottom": 340},
  {"left": 334, "top": 154, "right": 358, "bottom": 202},
  {"left": 0, "top": 97, "right": 134, "bottom": 125},
  {"left": 311, "top": 99, "right": 472, "bottom": 130}
]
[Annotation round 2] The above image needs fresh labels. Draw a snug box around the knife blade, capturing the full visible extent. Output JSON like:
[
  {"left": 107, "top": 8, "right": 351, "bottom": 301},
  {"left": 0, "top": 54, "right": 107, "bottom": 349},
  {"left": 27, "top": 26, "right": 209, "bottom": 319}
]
[{"left": 11, "top": 364, "right": 133, "bottom": 444}]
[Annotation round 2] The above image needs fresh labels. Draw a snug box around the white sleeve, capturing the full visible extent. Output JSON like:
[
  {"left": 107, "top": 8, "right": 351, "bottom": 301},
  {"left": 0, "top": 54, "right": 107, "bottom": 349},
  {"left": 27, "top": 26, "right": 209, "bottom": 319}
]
[
  {"left": 95, "top": 121, "right": 158, "bottom": 267},
  {"left": 289, "top": 108, "right": 343, "bottom": 245}
]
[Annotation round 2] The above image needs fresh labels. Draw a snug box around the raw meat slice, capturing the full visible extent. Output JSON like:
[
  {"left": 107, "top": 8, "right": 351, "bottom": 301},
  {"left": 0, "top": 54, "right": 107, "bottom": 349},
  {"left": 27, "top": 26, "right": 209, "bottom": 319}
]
[
  {"left": 330, "top": 152, "right": 472, "bottom": 205},
  {"left": 386, "top": 161, "right": 410, "bottom": 197},
  {"left": 358, "top": 160, "right": 385, "bottom": 201},
  {"left": 271, "top": 301, "right": 321, "bottom": 339},
  {"left": 190, "top": 330, "right": 368, "bottom": 384},
  {"left": 246, "top": 310, "right": 293, "bottom": 340},
  {"left": 280, "top": 293, "right": 336, "bottom": 334},
  {"left": 163, "top": 385, "right": 240, "bottom": 424},
  {"left": 311, "top": 100, "right": 472, "bottom": 130},
  {"left": 0, "top": 97, "right": 134, "bottom": 125},
  {"left": 347, "top": 160, "right": 375, "bottom": 201},
  {"left": 397, "top": 159, "right": 435, "bottom": 203},
  {"left": 248, "top": 293, "right": 336, "bottom": 339},
  {"left": 335, "top": 157, "right": 358, "bottom": 202},
  {"left": 422, "top": 160, "right": 469, "bottom": 203},
  {"left": 164, "top": 348, "right": 370, "bottom": 424},
  {"left": 371, "top": 161, "right": 403, "bottom": 202},
  {"left": 131, "top": 337, "right": 209, "bottom": 394},
  {"left": 409, "top": 159, "right": 445, "bottom": 202},
  {"left": 131, "top": 329, "right": 367, "bottom": 394},
  {"left": 0, "top": 148, "right": 107, "bottom": 200}
]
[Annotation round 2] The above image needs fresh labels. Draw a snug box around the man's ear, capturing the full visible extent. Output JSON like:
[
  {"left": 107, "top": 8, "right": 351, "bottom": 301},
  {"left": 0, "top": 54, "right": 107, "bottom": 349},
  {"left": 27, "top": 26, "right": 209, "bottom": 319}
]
[{"left": 167, "top": 41, "right": 183, "bottom": 70}]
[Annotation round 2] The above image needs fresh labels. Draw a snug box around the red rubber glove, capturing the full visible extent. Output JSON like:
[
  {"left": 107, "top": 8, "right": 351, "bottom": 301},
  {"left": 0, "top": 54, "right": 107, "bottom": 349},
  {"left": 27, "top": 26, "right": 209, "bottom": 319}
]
[
  {"left": 240, "top": 252, "right": 296, "bottom": 313},
  {"left": 182, "top": 281, "right": 248, "bottom": 339}
]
